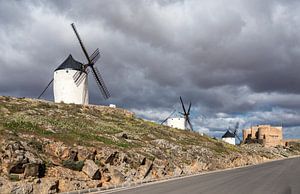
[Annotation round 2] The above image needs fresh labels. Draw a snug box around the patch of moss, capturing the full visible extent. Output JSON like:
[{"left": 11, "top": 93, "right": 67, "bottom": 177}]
[{"left": 62, "top": 160, "right": 84, "bottom": 171}]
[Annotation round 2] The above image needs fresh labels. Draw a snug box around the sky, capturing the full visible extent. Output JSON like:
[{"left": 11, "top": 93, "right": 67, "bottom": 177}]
[{"left": 1, "top": 0, "right": 300, "bottom": 139}]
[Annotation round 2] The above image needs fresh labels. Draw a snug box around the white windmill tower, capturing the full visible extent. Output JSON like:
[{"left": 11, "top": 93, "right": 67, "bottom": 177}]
[
  {"left": 53, "top": 54, "right": 89, "bottom": 104},
  {"left": 161, "top": 97, "right": 194, "bottom": 131},
  {"left": 38, "top": 23, "right": 110, "bottom": 104}
]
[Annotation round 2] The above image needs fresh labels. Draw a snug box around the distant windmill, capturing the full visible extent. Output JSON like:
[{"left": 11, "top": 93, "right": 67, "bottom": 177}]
[
  {"left": 222, "top": 122, "right": 241, "bottom": 145},
  {"left": 161, "top": 96, "right": 193, "bottom": 131},
  {"left": 38, "top": 23, "right": 110, "bottom": 104}
]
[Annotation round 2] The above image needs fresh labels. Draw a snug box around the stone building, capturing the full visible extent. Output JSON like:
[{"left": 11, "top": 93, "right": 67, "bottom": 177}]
[{"left": 243, "top": 125, "right": 283, "bottom": 147}]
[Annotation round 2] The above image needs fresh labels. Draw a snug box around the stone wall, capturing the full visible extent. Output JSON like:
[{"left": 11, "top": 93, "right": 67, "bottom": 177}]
[{"left": 243, "top": 125, "right": 283, "bottom": 147}]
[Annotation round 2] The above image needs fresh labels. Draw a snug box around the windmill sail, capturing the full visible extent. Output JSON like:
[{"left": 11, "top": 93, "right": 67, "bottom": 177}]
[
  {"left": 37, "top": 79, "right": 54, "bottom": 99},
  {"left": 73, "top": 48, "right": 99, "bottom": 84},
  {"left": 161, "top": 110, "right": 176, "bottom": 125},
  {"left": 91, "top": 66, "right": 110, "bottom": 99},
  {"left": 179, "top": 96, "right": 193, "bottom": 131},
  {"left": 71, "top": 23, "right": 110, "bottom": 100},
  {"left": 71, "top": 23, "right": 91, "bottom": 63}
]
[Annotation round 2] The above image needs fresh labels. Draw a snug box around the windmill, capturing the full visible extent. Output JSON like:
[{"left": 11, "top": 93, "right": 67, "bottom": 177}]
[
  {"left": 38, "top": 23, "right": 110, "bottom": 104},
  {"left": 161, "top": 97, "right": 193, "bottom": 131},
  {"left": 222, "top": 122, "right": 241, "bottom": 145}
]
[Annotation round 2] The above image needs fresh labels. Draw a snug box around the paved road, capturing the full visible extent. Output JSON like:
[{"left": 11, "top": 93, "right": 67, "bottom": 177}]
[{"left": 96, "top": 157, "right": 300, "bottom": 194}]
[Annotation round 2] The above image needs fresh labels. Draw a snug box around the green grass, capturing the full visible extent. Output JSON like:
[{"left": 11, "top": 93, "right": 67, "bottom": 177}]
[{"left": 4, "top": 119, "right": 54, "bottom": 136}]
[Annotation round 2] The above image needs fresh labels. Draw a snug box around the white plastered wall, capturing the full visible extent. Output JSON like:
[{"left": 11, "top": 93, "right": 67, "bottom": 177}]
[
  {"left": 166, "top": 117, "right": 186, "bottom": 130},
  {"left": 53, "top": 69, "right": 88, "bottom": 105},
  {"left": 222, "top": 137, "right": 236, "bottom": 145}
]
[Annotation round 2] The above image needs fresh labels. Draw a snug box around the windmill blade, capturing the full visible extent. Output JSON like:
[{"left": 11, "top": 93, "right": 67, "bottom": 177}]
[
  {"left": 73, "top": 65, "right": 88, "bottom": 85},
  {"left": 187, "top": 102, "right": 192, "bottom": 114},
  {"left": 179, "top": 96, "right": 187, "bottom": 115},
  {"left": 160, "top": 109, "right": 176, "bottom": 125},
  {"left": 73, "top": 70, "right": 84, "bottom": 84},
  {"left": 71, "top": 23, "right": 91, "bottom": 63},
  {"left": 235, "top": 134, "right": 242, "bottom": 142},
  {"left": 186, "top": 117, "right": 194, "bottom": 131},
  {"left": 75, "top": 69, "right": 90, "bottom": 87},
  {"left": 37, "top": 79, "right": 53, "bottom": 99},
  {"left": 73, "top": 48, "right": 99, "bottom": 84},
  {"left": 90, "top": 66, "right": 110, "bottom": 99},
  {"left": 234, "top": 122, "right": 240, "bottom": 131},
  {"left": 90, "top": 48, "right": 100, "bottom": 64}
]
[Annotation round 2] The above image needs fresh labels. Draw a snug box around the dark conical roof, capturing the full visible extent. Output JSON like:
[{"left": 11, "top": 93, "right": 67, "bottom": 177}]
[
  {"left": 222, "top": 130, "right": 235, "bottom": 138},
  {"left": 55, "top": 54, "right": 84, "bottom": 72}
]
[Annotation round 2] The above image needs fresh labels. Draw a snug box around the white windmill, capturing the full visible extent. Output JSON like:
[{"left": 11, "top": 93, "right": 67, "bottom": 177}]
[
  {"left": 38, "top": 23, "right": 110, "bottom": 104},
  {"left": 221, "top": 122, "right": 241, "bottom": 145},
  {"left": 161, "top": 97, "right": 194, "bottom": 131}
]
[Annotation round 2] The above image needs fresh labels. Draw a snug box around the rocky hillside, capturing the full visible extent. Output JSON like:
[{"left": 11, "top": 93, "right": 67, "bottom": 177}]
[{"left": 0, "top": 96, "right": 299, "bottom": 194}]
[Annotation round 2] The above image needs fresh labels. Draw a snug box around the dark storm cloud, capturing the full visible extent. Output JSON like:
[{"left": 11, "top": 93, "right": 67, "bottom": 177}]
[{"left": 1, "top": 0, "right": 300, "bottom": 137}]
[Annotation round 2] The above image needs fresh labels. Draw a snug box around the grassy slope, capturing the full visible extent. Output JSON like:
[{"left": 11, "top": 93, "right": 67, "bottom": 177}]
[{"left": 0, "top": 96, "right": 238, "bottom": 156}]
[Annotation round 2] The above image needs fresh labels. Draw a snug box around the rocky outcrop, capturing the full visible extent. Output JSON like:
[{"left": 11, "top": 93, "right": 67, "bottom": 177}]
[{"left": 0, "top": 141, "right": 45, "bottom": 179}]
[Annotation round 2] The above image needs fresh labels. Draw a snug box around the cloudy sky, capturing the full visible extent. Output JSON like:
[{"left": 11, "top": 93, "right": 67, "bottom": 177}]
[{"left": 1, "top": 0, "right": 300, "bottom": 138}]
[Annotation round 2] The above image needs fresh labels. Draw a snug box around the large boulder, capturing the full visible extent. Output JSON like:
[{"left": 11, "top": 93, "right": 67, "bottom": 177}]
[
  {"left": 138, "top": 158, "right": 153, "bottom": 179},
  {"left": 44, "top": 142, "right": 72, "bottom": 162},
  {"left": 110, "top": 169, "right": 126, "bottom": 185},
  {"left": 77, "top": 147, "right": 96, "bottom": 161},
  {"left": 82, "top": 160, "right": 101, "bottom": 180}
]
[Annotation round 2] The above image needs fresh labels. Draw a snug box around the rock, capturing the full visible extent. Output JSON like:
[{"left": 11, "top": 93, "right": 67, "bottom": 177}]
[
  {"left": 23, "top": 163, "right": 39, "bottom": 178},
  {"left": 33, "top": 178, "right": 59, "bottom": 194},
  {"left": 121, "top": 133, "right": 128, "bottom": 139},
  {"left": 1, "top": 141, "right": 44, "bottom": 178},
  {"left": 138, "top": 158, "right": 153, "bottom": 179},
  {"left": 105, "top": 152, "right": 119, "bottom": 165},
  {"left": 77, "top": 147, "right": 96, "bottom": 161},
  {"left": 11, "top": 183, "right": 33, "bottom": 194},
  {"left": 58, "top": 180, "right": 91, "bottom": 193},
  {"left": 82, "top": 160, "right": 101, "bottom": 180},
  {"left": 110, "top": 169, "right": 125, "bottom": 185},
  {"left": 173, "top": 166, "right": 183, "bottom": 176},
  {"left": 45, "top": 142, "right": 72, "bottom": 161},
  {"left": 46, "top": 166, "right": 89, "bottom": 181},
  {"left": 0, "top": 177, "right": 13, "bottom": 194}
]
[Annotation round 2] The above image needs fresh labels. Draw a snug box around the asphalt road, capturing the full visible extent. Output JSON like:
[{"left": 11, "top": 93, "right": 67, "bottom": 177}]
[{"left": 96, "top": 157, "right": 300, "bottom": 194}]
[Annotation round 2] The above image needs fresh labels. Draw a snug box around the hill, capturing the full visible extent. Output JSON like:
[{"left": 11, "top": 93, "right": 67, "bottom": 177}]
[{"left": 0, "top": 96, "right": 299, "bottom": 193}]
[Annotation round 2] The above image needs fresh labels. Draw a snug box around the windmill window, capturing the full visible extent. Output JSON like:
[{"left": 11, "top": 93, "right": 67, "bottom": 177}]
[{"left": 66, "top": 70, "right": 69, "bottom": 73}]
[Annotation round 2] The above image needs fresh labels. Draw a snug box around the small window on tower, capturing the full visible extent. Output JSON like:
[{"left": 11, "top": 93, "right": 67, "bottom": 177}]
[{"left": 66, "top": 70, "right": 69, "bottom": 73}]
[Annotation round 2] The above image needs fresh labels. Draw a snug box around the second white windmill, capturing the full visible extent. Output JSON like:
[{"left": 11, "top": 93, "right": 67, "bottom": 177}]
[{"left": 161, "top": 97, "right": 194, "bottom": 131}]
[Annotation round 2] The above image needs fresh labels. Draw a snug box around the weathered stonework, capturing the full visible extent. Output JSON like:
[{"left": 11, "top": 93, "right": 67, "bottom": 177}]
[{"left": 243, "top": 125, "right": 283, "bottom": 147}]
